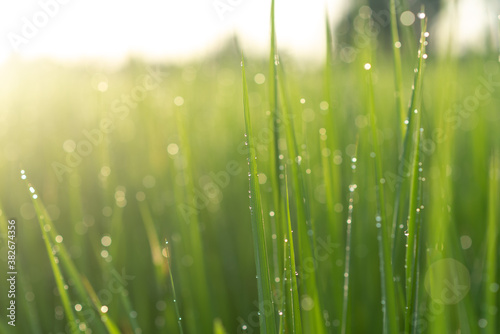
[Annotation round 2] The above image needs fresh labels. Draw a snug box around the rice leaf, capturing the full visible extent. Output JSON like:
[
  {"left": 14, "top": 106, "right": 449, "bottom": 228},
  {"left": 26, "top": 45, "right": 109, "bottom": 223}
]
[{"left": 242, "top": 54, "right": 277, "bottom": 334}]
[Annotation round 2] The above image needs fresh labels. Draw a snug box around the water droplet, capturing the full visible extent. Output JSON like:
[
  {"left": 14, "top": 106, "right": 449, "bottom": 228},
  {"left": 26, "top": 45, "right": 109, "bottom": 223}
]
[{"left": 364, "top": 63, "right": 371, "bottom": 70}]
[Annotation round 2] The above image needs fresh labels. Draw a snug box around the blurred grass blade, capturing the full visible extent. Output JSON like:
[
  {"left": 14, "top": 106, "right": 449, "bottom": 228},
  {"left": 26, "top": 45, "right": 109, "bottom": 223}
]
[
  {"left": 485, "top": 150, "right": 499, "bottom": 334},
  {"left": 324, "top": 11, "right": 344, "bottom": 321},
  {"left": 242, "top": 54, "right": 277, "bottom": 334},
  {"left": 214, "top": 318, "right": 227, "bottom": 334},
  {"left": 138, "top": 199, "right": 168, "bottom": 291},
  {"left": 389, "top": 0, "right": 405, "bottom": 140},
  {"left": 81, "top": 277, "right": 122, "bottom": 334}
]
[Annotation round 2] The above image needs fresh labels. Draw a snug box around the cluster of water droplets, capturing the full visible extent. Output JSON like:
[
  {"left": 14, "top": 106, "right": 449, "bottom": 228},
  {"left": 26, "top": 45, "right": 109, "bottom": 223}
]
[{"left": 21, "top": 170, "right": 39, "bottom": 200}]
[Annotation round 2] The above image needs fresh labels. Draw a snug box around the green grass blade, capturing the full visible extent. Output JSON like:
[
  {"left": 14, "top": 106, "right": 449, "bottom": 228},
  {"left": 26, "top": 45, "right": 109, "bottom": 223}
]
[
  {"left": 214, "top": 318, "right": 227, "bottom": 334},
  {"left": 390, "top": 14, "right": 428, "bottom": 288},
  {"left": 404, "top": 17, "right": 427, "bottom": 334},
  {"left": 26, "top": 181, "right": 78, "bottom": 333},
  {"left": 285, "top": 167, "right": 303, "bottom": 334},
  {"left": 138, "top": 198, "right": 168, "bottom": 292},
  {"left": 22, "top": 171, "right": 119, "bottom": 333},
  {"left": 242, "top": 54, "right": 277, "bottom": 334},
  {"left": 324, "top": 11, "right": 344, "bottom": 322},
  {"left": 268, "top": 0, "right": 286, "bottom": 303},
  {"left": 165, "top": 240, "right": 185, "bottom": 334},
  {"left": 389, "top": 0, "right": 406, "bottom": 140},
  {"left": 81, "top": 277, "right": 122, "bottom": 334},
  {"left": 484, "top": 150, "right": 499, "bottom": 334},
  {"left": 173, "top": 95, "right": 213, "bottom": 332},
  {"left": 277, "top": 63, "right": 325, "bottom": 333},
  {"left": 341, "top": 141, "right": 358, "bottom": 334},
  {"left": 365, "top": 63, "right": 399, "bottom": 334}
]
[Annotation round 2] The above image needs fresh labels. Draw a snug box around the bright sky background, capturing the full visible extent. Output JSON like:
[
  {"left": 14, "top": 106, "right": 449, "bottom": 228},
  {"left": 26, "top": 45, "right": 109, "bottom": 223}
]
[{"left": 0, "top": 0, "right": 497, "bottom": 65}]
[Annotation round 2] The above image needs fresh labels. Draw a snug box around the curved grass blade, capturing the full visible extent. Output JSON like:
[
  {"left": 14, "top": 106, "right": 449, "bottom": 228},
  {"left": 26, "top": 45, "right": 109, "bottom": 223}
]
[
  {"left": 241, "top": 54, "right": 277, "bottom": 334},
  {"left": 21, "top": 171, "right": 119, "bottom": 333},
  {"left": 25, "top": 179, "right": 78, "bottom": 333}
]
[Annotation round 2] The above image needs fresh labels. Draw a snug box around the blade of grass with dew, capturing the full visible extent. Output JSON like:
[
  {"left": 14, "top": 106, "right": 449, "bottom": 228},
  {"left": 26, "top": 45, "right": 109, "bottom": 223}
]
[
  {"left": 484, "top": 150, "right": 499, "bottom": 334},
  {"left": 341, "top": 140, "right": 358, "bottom": 334},
  {"left": 405, "top": 127, "right": 423, "bottom": 334},
  {"left": 389, "top": 0, "right": 406, "bottom": 140},
  {"left": 39, "top": 199, "right": 119, "bottom": 333},
  {"left": 21, "top": 171, "right": 119, "bottom": 333},
  {"left": 277, "top": 62, "right": 325, "bottom": 334},
  {"left": 242, "top": 54, "right": 277, "bottom": 334},
  {"left": 404, "top": 19, "right": 427, "bottom": 333},
  {"left": 165, "top": 240, "right": 185, "bottom": 334},
  {"left": 365, "top": 62, "right": 399, "bottom": 334},
  {"left": 284, "top": 167, "right": 303, "bottom": 334},
  {"left": 268, "top": 0, "right": 287, "bottom": 298},
  {"left": 411, "top": 157, "right": 425, "bottom": 334},
  {"left": 25, "top": 181, "right": 78, "bottom": 334},
  {"left": 390, "top": 15, "right": 428, "bottom": 303}
]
